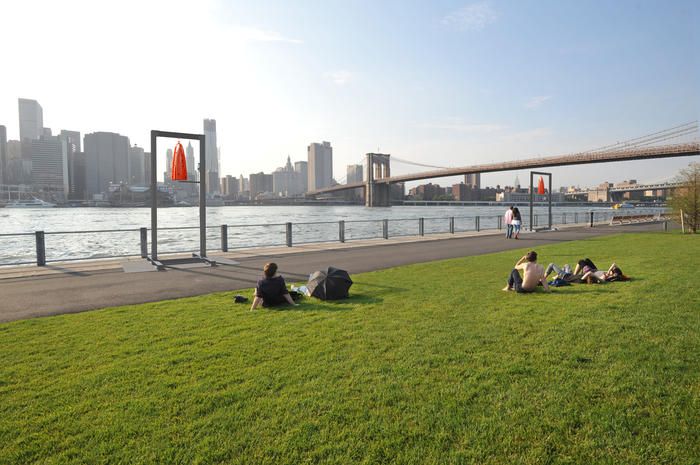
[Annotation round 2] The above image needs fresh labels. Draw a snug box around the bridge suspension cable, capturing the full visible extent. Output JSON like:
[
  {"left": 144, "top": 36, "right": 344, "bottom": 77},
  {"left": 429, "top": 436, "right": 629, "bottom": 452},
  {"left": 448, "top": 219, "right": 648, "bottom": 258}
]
[
  {"left": 391, "top": 156, "right": 452, "bottom": 170},
  {"left": 584, "top": 121, "right": 698, "bottom": 154}
]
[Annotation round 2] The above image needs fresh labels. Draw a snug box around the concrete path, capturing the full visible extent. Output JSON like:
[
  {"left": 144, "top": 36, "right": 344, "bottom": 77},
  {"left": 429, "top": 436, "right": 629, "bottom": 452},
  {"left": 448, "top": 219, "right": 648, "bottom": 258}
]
[{"left": 0, "top": 223, "right": 665, "bottom": 323}]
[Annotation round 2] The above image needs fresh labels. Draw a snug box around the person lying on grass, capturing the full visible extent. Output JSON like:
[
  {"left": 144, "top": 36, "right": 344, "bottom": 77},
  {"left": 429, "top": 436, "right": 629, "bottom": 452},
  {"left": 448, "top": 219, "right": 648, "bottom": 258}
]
[
  {"left": 544, "top": 263, "right": 583, "bottom": 283},
  {"left": 581, "top": 263, "right": 629, "bottom": 284},
  {"left": 502, "top": 251, "right": 550, "bottom": 293},
  {"left": 251, "top": 262, "right": 299, "bottom": 310}
]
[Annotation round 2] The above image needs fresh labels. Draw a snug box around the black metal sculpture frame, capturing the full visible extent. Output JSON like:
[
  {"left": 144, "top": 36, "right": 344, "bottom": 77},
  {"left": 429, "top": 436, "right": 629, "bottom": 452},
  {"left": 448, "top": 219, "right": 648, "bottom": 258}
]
[
  {"left": 529, "top": 171, "right": 552, "bottom": 231},
  {"left": 148, "top": 129, "right": 212, "bottom": 268}
]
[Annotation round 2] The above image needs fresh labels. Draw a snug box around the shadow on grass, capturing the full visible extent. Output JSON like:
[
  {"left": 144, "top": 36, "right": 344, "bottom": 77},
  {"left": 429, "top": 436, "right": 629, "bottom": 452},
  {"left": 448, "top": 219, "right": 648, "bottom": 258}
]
[{"left": 268, "top": 292, "right": 383, "bottom": 312}]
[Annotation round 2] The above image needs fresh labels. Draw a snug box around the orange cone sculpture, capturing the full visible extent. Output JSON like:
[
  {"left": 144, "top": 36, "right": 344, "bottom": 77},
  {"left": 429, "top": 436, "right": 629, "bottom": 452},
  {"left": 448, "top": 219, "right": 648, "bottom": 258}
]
[
  {"left": 537, "top": 176, "right": 546, "bottom": 195},
  {"left": 171, "top": 141, "right": 188, "bottom": 181}
]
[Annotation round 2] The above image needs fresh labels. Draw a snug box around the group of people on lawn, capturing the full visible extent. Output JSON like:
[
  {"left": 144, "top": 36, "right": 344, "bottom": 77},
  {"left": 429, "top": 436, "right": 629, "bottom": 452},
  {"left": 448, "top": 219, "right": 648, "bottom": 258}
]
[{"left": 503, "top": 251, "right": 629, "bottom": 293}]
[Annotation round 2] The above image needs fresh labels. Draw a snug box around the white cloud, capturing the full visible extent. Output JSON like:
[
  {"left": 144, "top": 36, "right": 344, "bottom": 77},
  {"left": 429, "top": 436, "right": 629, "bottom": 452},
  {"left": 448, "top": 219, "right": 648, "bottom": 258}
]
[
  {"left": 525, "top": 95, "right": 553, "bottom": 109},
  {"left": 423, "top": 119, "right": 505, "bottom": 133},
  {"left": 442, "top": 2, "right": 498, "bottom": 31},
  {"left": 325, "top": 70, "right": 354, "bottom": 86}
]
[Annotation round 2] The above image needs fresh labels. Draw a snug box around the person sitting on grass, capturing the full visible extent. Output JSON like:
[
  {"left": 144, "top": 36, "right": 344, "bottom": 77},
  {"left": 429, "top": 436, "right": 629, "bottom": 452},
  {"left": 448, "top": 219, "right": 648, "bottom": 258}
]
[
  {"left": 251, "top": 262, "right": 299, "bottom": 310},
  {"left": 581, "top": 263, "right": 629, "bottom": 284},
  {"left": 502, "top": 251, "right": 550, "bottom": 293}
]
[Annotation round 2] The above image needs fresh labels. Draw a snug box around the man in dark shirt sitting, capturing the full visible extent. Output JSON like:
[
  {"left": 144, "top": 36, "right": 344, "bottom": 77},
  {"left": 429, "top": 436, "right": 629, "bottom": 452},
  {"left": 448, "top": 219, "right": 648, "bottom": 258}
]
[{"left": 251, "top": 262, "right": 298, "bottom": 310}]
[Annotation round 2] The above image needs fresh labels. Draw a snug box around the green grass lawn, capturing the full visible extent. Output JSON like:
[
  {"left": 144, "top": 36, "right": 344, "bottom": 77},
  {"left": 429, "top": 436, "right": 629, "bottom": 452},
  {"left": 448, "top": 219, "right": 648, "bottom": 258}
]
[{"left": 1, "top": 232, "right": 699, "bottom": 465}]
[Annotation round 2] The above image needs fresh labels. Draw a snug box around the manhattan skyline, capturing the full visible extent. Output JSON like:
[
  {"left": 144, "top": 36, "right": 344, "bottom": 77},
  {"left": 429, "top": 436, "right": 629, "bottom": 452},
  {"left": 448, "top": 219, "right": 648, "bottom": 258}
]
[{"left": 0, "top": 0, "right": 698, "bottom": 189}]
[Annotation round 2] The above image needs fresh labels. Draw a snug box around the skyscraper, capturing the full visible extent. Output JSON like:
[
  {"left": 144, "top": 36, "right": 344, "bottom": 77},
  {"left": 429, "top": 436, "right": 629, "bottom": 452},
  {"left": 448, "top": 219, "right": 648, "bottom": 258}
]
[
  {"left": 164, "top": 148, "right": 173, "bottom": 183},
  {"left": 0, "top": 125, "right": 7, "bottom": 184},
  {"left": 346, "top": 164, "right": 364, "bottom": 202},
  {"left": 186, "top": 142, "right": 196, "bottom": 181},
  {"left": 273, "top": 156, "right": 304, "bottom": 197},
  {"left": 60, "top": 130, "right": 81, "bottom": 152},
  {"left": 84, "top": 132, "right": 130, "bottom": 197},
  {"left": 17, "top": 98, "right": 44, "bottom": 140},
  {"left": 129, "top": 145, "right": 146, "bottom": 184},
  {"left": 346, "top": 164, "right": 363, "bottom": 184},
  {"left": 465, "top": 173, "right": 480, "bottom": 190},
  {"left": 18, "top": 98, "right": 43, "bottom": 141},
  {"left": 307, "top": 141, "right": 333, "bottom": 191},
  {"left": 29, "top": 135, "right": 69, "bottom": 196},
  {"left": 203, "top": 119, "right": 219, "bottom": 194},
  {"left": 294, "top": 161, "right": 308, "bottom": 193},
  {"left": 249, "top": 172, "right": 273, "bottom": 199}
]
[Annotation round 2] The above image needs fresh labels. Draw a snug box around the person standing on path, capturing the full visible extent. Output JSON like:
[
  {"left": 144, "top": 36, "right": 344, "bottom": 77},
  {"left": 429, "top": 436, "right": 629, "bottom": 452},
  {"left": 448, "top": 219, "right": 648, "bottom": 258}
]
[
  {"left": 504, "top": 206, "right": 514, "bottom": 239},
  {"left": 512, "top": 207, "right": 522, "bottom": 239}
]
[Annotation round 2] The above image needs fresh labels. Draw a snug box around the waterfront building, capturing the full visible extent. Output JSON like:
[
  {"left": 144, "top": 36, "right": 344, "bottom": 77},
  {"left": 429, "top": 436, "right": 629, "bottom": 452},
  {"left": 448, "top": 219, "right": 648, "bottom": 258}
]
[
  {"left": 465, "top": 173, "right": 480, "bottom": 190},
  {"left": 164, "top": 148, "right": 173, "bottom": 183},
  {"left": 203, "top": 119, "right": 219, "bottom": 194},
  {"left": 249, "top": 172, "right": 273, "bottom": 199},
  {"left": 273, "top": 156, "right": 304, "bottom": 197},
  {"left": 345, "top": 164, "right": 364, "bottom": 201},
  {"left": 0, "top": 125, "right": 6, "bottom": 184},
  {"left": 29, "top": 135, "right": 70, "bottom": 197},
  {"left": 186, "top": 142, "right": 196, "bottom": 182},
  {"left": 307, "top": 141, "right": 333, "bottom": 191},
  {"left": 452, "top": 182, "right": 480, "bottom": 201},
  {"left": 408, "top": 183, "right": 444, "bottom": 201},
  {"left": 4, "top": 140, "right": 23, "bottom": 185},
  {"left": 144, "top": 152, "right": 152, "bottom": 184},
  {"left": 294, "top": 161, "right": 308, "bottom": 193},
  {"left": 221, "top": 175, "right": 239, "bottom": 198},
  {"left": 68, "top": 151, "right": 86, "bottom": 199},
  {"left": 84, "top": 132, "right": 130, "bottom": 198},
  {"left": 18, "top": 98, "right": 43, "bottom": 141},
  {"left": 59, "top": 130, "right": 81, "bottom": 152},
  {"left": 239, "top": 174, "right": 249, "bottom": 192},
  {"left": 129, "top": 145, "right": 146, "bottom": 184}
]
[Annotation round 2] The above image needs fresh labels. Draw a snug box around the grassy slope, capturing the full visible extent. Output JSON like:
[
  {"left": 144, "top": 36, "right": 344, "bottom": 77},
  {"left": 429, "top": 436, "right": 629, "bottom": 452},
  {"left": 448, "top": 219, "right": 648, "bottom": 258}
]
[{"left": 0, "top": 233, "right": 699, "bottom": 465}]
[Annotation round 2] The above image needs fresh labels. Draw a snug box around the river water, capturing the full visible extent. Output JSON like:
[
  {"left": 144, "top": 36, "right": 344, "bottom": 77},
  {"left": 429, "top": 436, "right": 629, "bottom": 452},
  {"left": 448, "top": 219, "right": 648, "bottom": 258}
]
[{"left": 0, "top": 205, "right": 663, "bottom": 265}]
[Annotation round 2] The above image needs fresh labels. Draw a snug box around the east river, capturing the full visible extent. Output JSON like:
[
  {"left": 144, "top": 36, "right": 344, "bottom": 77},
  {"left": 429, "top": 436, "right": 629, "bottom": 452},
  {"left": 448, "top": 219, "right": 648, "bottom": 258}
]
[{"left": 0, "top": 205, "right": 664, "bottom": 265}]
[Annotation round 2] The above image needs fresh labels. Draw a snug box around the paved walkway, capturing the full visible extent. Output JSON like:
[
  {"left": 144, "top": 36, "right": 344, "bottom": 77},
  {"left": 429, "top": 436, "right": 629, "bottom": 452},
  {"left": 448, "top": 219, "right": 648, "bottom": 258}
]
[{"left": 0, "top": 223, "right": 665, "bottom": 323}]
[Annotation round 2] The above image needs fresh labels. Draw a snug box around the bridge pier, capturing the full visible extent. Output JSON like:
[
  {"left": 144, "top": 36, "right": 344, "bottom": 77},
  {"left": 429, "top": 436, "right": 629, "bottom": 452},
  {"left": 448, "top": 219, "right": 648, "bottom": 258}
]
[{"left": 365, "top": 153, "right": 391, "bottom": 207}]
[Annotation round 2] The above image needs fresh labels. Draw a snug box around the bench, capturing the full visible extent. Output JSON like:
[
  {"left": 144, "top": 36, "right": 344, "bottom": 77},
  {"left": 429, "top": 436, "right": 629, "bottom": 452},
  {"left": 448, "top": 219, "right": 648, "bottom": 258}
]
[{"left": 610, "top": 213, "right": 668, "bottom": 225}]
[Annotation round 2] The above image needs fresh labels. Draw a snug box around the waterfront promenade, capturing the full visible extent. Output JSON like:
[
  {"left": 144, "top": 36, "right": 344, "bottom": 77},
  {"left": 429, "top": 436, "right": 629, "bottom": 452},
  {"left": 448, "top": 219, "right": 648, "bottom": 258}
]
[{"left": 0, "top": 222, "right": 665, "bottom": 323}]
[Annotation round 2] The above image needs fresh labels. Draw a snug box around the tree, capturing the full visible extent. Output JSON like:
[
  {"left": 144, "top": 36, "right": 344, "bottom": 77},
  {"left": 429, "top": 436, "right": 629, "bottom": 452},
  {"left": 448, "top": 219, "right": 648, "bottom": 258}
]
[{"left": 670, "top": 162, "right": 700, "bottom": 233}]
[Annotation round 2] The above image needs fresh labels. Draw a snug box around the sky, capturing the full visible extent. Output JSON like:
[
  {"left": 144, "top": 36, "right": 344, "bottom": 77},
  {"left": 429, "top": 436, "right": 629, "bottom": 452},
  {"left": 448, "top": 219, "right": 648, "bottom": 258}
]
[{"left": 0, "top": 0, "right": 698, "bottom": 189}]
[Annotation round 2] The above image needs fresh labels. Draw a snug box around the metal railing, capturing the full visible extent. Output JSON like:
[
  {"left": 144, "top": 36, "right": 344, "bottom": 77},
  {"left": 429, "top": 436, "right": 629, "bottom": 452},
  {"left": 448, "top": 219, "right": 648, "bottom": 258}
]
[{"left": 0, "top": 209, "right": 668, "bottom": 267}]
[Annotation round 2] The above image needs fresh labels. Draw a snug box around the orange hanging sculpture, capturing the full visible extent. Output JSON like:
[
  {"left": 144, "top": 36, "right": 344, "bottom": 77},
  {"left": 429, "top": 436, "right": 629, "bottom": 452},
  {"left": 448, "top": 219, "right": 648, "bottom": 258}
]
[
  {"left": 537, "top": 176, "right": 546, "bottom": 195},
  {"left": 171, "top": 141, "right": 188, "bottom": 181}
]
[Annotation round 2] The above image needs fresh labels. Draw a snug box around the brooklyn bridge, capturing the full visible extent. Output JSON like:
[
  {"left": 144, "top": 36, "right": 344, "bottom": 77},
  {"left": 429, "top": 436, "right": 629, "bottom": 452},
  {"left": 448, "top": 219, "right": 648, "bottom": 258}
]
[{"left": 309, "top": 123, "right": 700, "bottom": 207}]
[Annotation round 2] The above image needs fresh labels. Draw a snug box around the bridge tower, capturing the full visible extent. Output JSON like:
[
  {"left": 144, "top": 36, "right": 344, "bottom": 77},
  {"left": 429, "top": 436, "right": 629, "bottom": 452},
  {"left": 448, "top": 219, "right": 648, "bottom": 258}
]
[{"left": 365, "top": 153, "right": 391, "bottom": 207}]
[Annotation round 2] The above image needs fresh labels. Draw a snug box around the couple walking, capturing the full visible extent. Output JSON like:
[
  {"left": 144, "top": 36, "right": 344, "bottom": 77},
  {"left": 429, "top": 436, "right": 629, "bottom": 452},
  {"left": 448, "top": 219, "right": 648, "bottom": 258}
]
[{"left": 504, "top": 206, "right": 522, "bottom": 239}]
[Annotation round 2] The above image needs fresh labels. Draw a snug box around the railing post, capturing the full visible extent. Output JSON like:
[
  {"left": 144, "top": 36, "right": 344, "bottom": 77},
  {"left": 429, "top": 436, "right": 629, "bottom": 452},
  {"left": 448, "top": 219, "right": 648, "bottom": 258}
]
[
  {"left": 339, "top": 220, "right": 345, "bottom": 243},
  {"left": 35, "top": 231, "right": 46, "bottom": 266},
  {"left": 221, "top": 224, "right": 228, "bottom": 252},
  {"left": 475, "top": 216, "right": 480, "bottom": 232},
  {"left": 383, "top": 219, "right": 389, "bottom": 239},
  {"left": 664, "top": 220, "right": 668, "bottom": 232},
  {"left": 497, "top": 215, "right": 502, "bottom": 230},
  {"left": 575, "top": 212, "right": 578, "bottom": 224},
  {"left": 140, "top": 227, "right": 148, "bottom": 258},
  {"left": 286, "top": 222, "right": 293, "bottom": 247},
  {"left": 449, "top": 217, "right": 454, "bottom": 234},
  {"left": 562, "top": 213, "right": 567, "bottom": 225},
  {"left": 419, "top": 217, "right": 424, "bottom": 236},
  {"left": 589, "top": 211, "right": 594, "bottom": 227}
]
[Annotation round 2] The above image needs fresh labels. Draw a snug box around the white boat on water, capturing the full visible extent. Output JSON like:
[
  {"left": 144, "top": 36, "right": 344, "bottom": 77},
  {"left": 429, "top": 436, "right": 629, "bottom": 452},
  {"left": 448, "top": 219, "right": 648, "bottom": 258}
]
[{"left": 5, "top": 198, "right": 57, "bottom": 208}]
